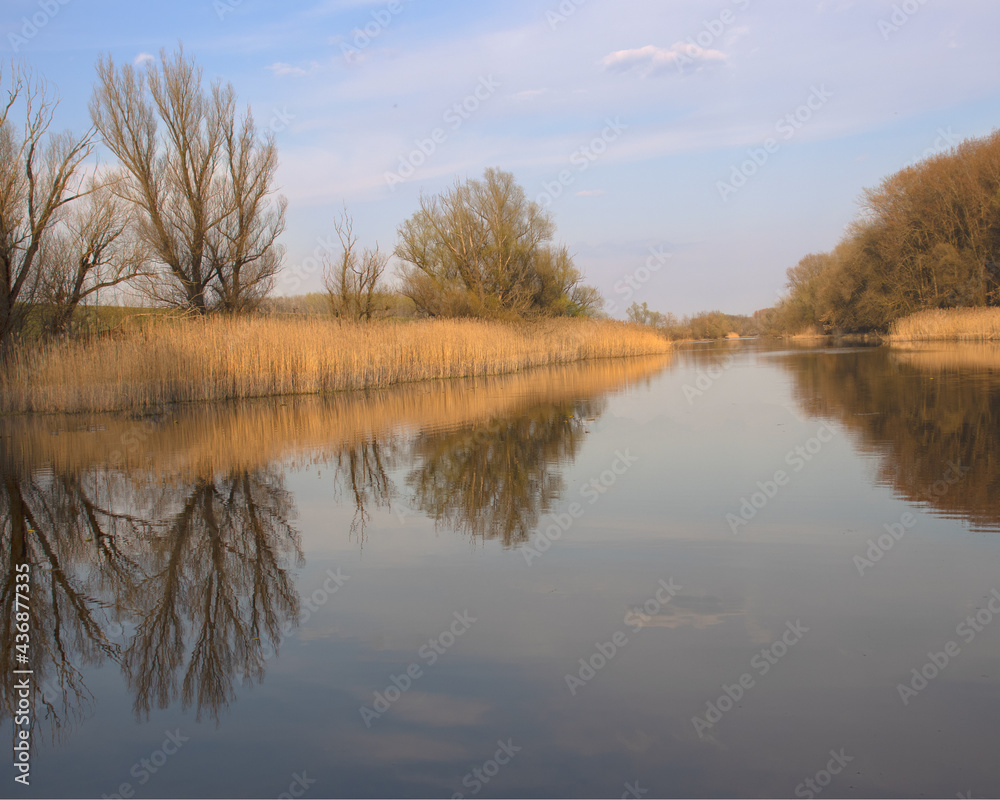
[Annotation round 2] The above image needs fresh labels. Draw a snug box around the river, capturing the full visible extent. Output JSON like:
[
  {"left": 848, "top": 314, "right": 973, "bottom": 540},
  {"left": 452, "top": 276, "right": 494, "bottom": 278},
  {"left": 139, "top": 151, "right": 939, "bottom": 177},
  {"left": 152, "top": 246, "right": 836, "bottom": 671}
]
[{"left": 3, "top": 341, "right": 999, "bottom": 797}]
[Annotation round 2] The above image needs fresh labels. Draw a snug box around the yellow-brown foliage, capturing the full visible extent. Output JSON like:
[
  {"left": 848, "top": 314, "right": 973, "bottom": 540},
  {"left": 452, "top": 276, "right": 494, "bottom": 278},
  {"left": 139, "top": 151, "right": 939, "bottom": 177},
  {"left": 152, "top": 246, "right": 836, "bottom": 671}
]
[
  {"left": 0, "top": 316, "right": 670, "bottom": 414},
  {"left": 887, "top": 307, "right": 1000, "bottom": 342}
]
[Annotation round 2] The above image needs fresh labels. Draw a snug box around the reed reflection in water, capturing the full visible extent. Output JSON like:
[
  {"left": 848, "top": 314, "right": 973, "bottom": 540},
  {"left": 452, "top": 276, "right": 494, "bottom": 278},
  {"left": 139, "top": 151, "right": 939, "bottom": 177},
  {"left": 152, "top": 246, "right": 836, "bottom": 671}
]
[{"left": 0, "top": 355, "right": 670, "bottom": 738}]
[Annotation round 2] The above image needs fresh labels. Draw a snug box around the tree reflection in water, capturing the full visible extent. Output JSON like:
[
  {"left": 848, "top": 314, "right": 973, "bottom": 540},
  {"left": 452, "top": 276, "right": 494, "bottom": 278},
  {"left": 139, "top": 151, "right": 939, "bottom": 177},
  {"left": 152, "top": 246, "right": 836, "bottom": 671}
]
[
  {"left": 406, "top": 399, "right": 600, "bottom": 546},
  {"left": 332, "top": 434, "right": 398, "bottom": 548},
  {"left": 125, "top": 467, "right": 301, "bottom": 722},
  {"left": 0, "top": 355, "right": 670, "bottom": 734},
  {"left": 778, "top": 345, "right": 1000, "bottom": 531},
  {"left": 0, "top": 457, "right": 302, "bottom": 734},
  {"left": 0, "top": 468, "right": 123, "bottom": 738},
  {"left": 0, "top": 396, "right": 588, "bottom": 734}
]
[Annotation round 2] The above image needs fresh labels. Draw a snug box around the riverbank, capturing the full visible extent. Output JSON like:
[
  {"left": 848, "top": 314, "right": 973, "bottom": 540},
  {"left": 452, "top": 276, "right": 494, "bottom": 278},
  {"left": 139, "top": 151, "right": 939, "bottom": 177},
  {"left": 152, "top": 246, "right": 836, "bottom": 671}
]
[
  {"left": 0, "top": 316, "right": 671, "bottom": 414},
  {"left": 888, "top": 307, "right": 1000, "bottom": 342}
]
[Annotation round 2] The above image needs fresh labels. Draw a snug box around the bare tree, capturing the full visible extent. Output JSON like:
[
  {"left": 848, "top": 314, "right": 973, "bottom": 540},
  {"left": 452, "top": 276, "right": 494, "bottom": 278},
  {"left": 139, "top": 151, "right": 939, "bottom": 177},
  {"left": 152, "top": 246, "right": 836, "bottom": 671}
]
[
  {"left": 322, "top": 209, "right": 388, "bottom": 321},
  {"left": 395, "top": 168, "right": 600, "bottom": 317},
  {"left": 37, "top": 174, "right": 148, "bottom": 336},
  {"left": 90, "top": 46, "right": 285, "bottom": 314},
  {"left": 531, "top": 244, "right": 603, "bottom": 316},
  {"left": 0, "top": 63, "right": 95, "bottom": 356},
  {"left": 208, "top": 106, "right": 287, "bottom": 312},
  {"left": 396, "top": 169, "right": 551, "bottom": 316}
]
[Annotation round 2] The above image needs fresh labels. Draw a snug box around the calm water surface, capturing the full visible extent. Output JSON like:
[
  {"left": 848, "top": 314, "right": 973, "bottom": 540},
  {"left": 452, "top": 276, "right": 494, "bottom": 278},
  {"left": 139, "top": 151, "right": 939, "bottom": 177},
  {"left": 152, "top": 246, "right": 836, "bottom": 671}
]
[{"left": 3, "top": 342, "right": 1000, "bottom": 798}]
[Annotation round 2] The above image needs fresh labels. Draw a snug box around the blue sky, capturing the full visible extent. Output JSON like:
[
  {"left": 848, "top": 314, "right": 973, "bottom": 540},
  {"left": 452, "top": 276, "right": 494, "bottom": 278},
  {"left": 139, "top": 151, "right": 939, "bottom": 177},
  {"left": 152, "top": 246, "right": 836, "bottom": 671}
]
[{"left": 5, "top": 0, "right": 1000, "bottom": 316}]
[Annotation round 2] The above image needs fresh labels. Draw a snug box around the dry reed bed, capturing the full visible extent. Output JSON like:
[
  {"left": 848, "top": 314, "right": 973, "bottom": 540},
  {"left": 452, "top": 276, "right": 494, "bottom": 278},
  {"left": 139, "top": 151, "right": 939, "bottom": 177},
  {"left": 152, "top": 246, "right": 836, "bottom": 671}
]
[
  {"left": 1, "top": 317, "right": 670, "bottom": 414},
  {"left": 0, "top": 355, "right": 671, "bottom": 477},
  {"left": 888, "top": 307, "right": 1000, "bottom": 342}
]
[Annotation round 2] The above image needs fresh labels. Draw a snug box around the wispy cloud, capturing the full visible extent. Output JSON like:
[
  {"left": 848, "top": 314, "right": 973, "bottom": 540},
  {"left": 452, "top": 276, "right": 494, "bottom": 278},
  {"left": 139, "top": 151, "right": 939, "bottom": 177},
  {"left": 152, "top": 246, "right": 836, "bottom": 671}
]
[
  {"left": 601, "top": 43, "right": 726, "bottom": 77},
  {"left": 307, "top": 0, "right": 394, "bottom": 15},
  {"left": 513, "top": 88, "right": 549, "bottom": 100},
  {"left": 268, "top": 60, "right": 322, "bottom": 77},
  {"left": 134, "top": 52, "right": 155, "bottom": 65},
  {"left": 816, "top": 0, "right": 856, "bottom": 12}
]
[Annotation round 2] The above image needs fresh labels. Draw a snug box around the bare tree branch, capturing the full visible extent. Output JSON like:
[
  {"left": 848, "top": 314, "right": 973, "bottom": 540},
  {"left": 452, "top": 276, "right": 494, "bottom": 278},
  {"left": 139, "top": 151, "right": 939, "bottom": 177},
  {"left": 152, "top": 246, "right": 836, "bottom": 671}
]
[
  {"left": 323, "top": 207, "right": 388, "bottom": 321},
  {"left": 90, "top": 46, "right": 285, "bottom": 315},
  {"left": 0, "top": 62, "right": 95, "bottom": 355}
]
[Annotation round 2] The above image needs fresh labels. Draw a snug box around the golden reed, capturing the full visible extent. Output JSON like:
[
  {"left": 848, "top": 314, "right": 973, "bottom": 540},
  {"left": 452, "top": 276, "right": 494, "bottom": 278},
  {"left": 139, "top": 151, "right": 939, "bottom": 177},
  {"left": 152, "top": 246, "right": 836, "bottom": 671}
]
[
  {"left": 0, "top": 316, "right": 670, "bottom": 414},
  {"left": 888, "top": 307, "right": 1000, "bottom": 342}
]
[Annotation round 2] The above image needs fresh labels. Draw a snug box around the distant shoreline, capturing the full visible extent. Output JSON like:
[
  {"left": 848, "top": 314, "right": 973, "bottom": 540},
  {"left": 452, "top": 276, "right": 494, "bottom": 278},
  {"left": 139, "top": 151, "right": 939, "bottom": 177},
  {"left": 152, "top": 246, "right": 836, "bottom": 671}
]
[{"left": 764, "top": 308, "right": 1000, "bottom": 345}]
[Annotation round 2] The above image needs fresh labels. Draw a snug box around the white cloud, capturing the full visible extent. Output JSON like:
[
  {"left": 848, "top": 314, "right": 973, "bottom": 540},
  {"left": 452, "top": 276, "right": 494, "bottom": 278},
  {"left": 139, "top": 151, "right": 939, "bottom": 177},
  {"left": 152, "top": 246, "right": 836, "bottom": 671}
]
[
  {"left": 308, "top": 0, "right": 395, "bottom": 15},
  {"left": 134, "top": 52, "right": 155, "bottom": 65},
  {"left": 725, "top": 25, "right": 751, "bottom": 47},
  {"left": 267, "top": 61, "right": 321, "bottom": 77},
  {"left": 513, "top": 89, "right": 549, "bottom": 100},
  {"left": 600, "top": 43, "right": 726, "bottom": 77},
  {"left": 816, "top": 0, "right": 855, "bottom": 11}
]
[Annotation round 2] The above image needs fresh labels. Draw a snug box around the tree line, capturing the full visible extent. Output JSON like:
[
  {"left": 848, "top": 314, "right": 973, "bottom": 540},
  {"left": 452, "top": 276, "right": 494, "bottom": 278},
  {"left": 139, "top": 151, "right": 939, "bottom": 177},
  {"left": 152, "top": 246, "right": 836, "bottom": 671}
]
[
  {"left": 625, "top": 128, "right": 1000, "bottom": 340},
  {"left": 626, "top": 302, "right": 759, "bottom": 340},
  {"left": 0, "top": 48, "right": 602, "bottom": 357},
  {"left": 768, "top": 128, "right": 1000, "bottom": 334}
]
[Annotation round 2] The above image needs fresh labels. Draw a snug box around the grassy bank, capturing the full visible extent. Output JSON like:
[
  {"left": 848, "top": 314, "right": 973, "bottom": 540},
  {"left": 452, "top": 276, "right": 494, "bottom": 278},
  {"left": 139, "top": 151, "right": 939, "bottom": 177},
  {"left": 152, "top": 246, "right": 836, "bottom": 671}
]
[
  {"left": 888, "top": 307, "right": 1000, "bottom": 342},
  {"left": 0, "top": 316, "right": 670, "bottom": 414}
]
